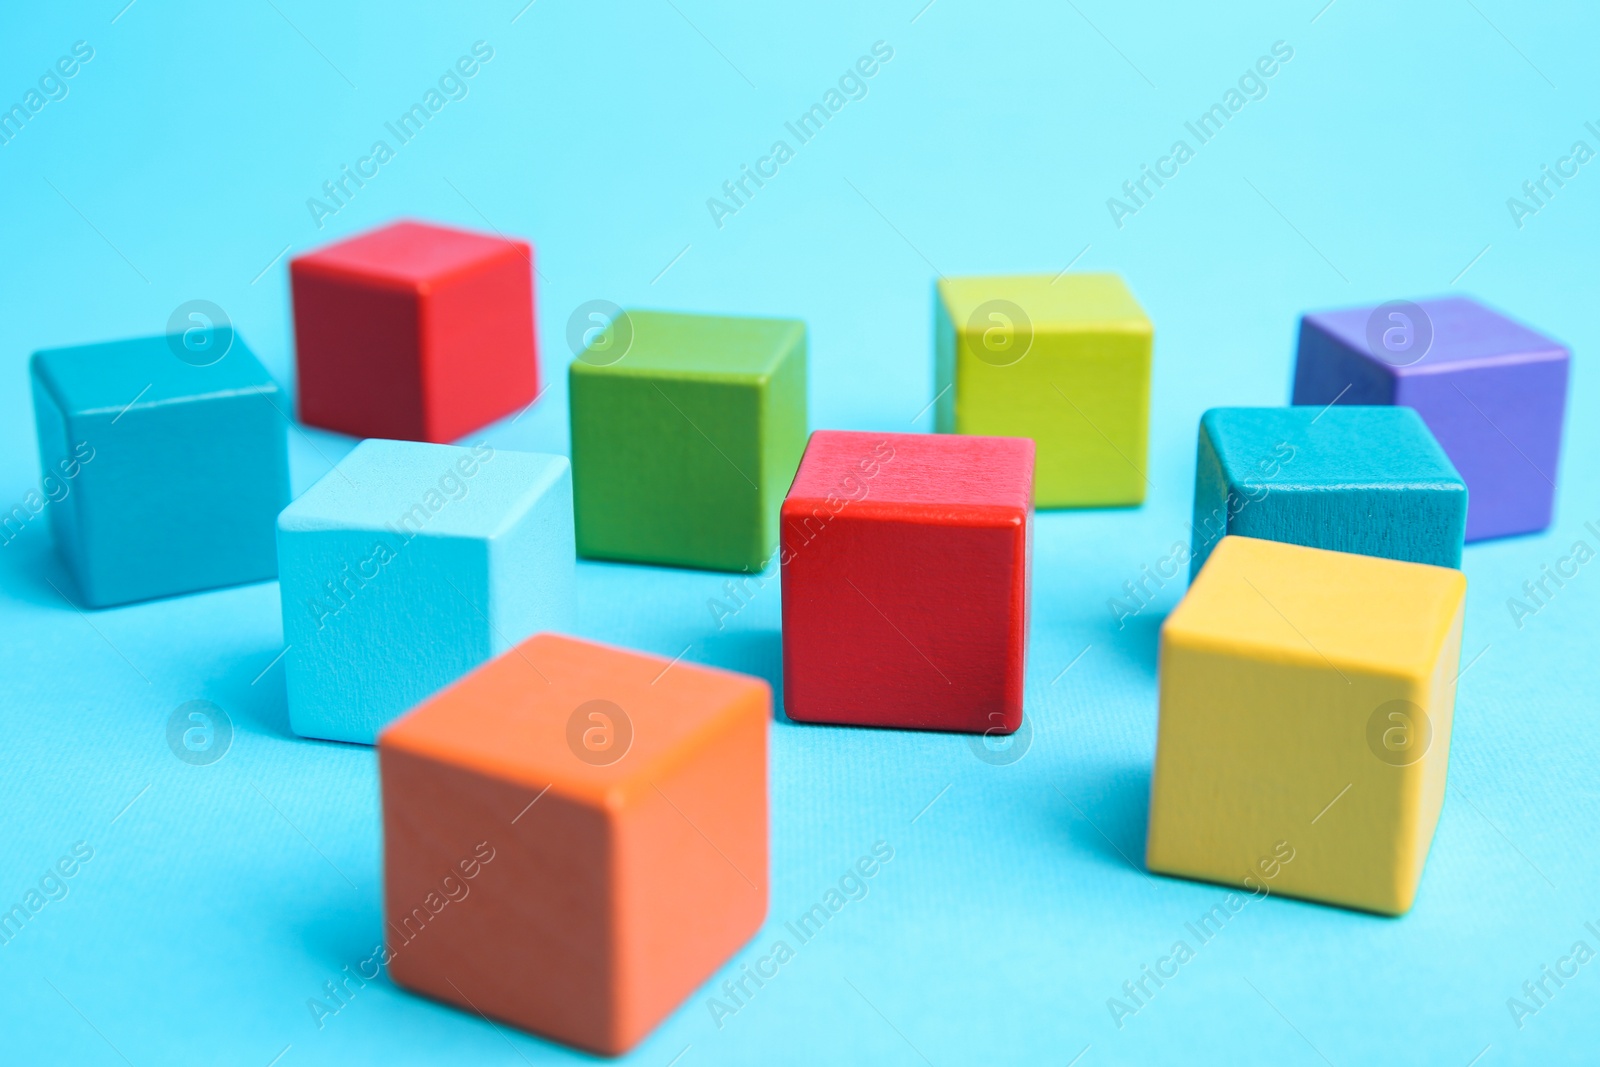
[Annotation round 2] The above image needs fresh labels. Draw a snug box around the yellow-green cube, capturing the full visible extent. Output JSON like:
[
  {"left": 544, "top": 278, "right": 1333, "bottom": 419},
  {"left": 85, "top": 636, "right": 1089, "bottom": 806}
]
[{"left": 934, "top": 273, "right": 1152, "bottom": 507}]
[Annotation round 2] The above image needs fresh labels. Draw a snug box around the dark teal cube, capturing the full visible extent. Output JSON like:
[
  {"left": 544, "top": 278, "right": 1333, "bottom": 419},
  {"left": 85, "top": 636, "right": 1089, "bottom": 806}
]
[
  {"left": 1190, "top": 406, "right": 1467, "bottom": 577},
  {"left": 29, "top": 332, "right": 291, "bottom": 606}
]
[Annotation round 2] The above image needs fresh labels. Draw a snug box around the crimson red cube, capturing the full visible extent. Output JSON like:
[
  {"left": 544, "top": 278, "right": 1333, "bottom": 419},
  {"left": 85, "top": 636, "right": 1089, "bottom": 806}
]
[
  {"left": 290, "top": 219, "right": 539, "bottom": 443},
  {"left": 780, "top": 430, "right": 1034, "bottom": 733}
]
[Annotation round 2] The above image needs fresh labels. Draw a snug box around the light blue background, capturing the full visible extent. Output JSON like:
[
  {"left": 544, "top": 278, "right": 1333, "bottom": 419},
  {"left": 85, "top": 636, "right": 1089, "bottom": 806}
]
[{"left": 2, "top": 1, "right": 1596, "bottom": 1064}]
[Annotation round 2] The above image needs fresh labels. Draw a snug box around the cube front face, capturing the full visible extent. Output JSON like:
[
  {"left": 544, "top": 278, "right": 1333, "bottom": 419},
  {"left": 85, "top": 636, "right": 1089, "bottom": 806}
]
[
  {"left": 277, "top": 440, "right": 574, "bottom": 745},
  {"left": 570, "top": 311, "right": 807, "bottom": 572},
  {"left": 29, "top": 335, "right": 290, "bottom": 607},
  {"left": 781, "top": 430, "right": 1033, "bottom": 733},
  {"left": 1148, "top": 536, "right": 1465, "bottom": 915},
  {"left": 935, "top": 274, "right": 1151, "bottom": 508},
  {"left": 1291, "top": 297, "right": 1568, "bottom": 542},
  {"left": 378, "top": 633, "right": 769, "bottom": 1056},
  {"left": 291, "top": 220, "right": 539, "bottom": 444},
  {"left": 1191, "top": 406, "right": 1467, "bottom": 577}
]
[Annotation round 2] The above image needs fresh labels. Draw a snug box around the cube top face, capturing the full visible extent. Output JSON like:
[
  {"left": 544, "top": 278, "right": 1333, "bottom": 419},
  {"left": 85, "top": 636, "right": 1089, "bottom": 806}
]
[
  {"left": 279, "top": 438, "right": 566, "bottom": 540},
  {"left": 380, "top": 632, "right": 770, "bottom": 802},
  {"left": 291, "top": 219, "right": 527, "bottom": 290},
  {"left": 1171, "top": 536, "right": 1465, "bottom": 679},
  {"left": 31, "top": 333, "right": 279, "bottom": 416},
  {"left": 572, "top": 309, "right": 805, "bottom": 382},
  {"left": 786, "top": 429, "right": 1032, "bottom": 522},
  {"left": 1303, "top": 296, "right": 1568, "bottom": 375},
  {"left": 1203, "top": 406, "right": 1464, "bottom": 489},
  {"left": 937, "top": 273, "right": 1150, "bottom": 334}
]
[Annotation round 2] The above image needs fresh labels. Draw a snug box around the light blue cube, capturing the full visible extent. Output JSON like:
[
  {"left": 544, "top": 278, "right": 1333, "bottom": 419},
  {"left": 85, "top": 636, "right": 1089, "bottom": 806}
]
[
  {"left": 28, "top": 332, "right": 290, "bottom": 607},
  {"left": 277, "top": 438, "right": 575, "bottom": 745}
]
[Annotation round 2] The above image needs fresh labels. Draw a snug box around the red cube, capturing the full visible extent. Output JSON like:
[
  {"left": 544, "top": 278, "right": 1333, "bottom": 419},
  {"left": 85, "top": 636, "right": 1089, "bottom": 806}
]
[
  {"left": 780, "top": 430, "right": 1034, "bottom": 733},
  {"left": 290, "top": 219, "right": 539, "bottom": 443}
]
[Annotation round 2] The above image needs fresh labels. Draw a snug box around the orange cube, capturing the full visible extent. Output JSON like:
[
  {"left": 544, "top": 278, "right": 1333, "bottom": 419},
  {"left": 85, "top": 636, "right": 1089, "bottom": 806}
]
[{"left": 377, "top": 632, "right": 769, "bottom": 1055}]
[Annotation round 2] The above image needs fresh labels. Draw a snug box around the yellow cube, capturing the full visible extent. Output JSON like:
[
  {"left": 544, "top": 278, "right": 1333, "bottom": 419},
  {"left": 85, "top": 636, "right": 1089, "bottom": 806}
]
[
  {"left": 1147, "top": 535, "right": 1466, "bottom": 915},
  {"left": 934, "top": 273, "right": 1151, "bottom": 507}
]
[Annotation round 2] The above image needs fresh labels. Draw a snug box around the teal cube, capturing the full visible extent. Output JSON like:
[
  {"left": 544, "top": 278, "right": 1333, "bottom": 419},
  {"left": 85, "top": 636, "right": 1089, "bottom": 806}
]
[
  {"left": 1191, "top": 406, "right": 1468, "bottom": 577},
  {"left": 28, "top": 332, "right": 290, "bottom": 607},
  {"left": 276, "top": 439, "right": 575, "bottom": 745},
  {"left": 569, "top": 310, "right": 807, "bottom": 572}
]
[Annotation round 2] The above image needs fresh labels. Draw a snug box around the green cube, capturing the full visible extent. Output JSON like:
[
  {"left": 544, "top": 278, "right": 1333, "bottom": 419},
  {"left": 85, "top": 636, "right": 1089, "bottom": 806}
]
[
  {"left": 935, "top": 273, "right": 1153, "bottom": 508},
  {"left": 569, "top": 310, "right": 807, "bottom": 571}
]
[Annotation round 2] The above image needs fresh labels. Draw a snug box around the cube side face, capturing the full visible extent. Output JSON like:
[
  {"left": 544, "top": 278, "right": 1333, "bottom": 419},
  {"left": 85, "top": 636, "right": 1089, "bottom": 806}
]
[
  {"left": 781, "top": 508, "right": 1028, "bottom": 732},
  {"left": 1404, "top": 601, "right": 1464, "bottom": 904},
  {"left": 25, "top": 374, "right": 87, "bottom": 568},
  {"left": 1290, "top": 316, "right": 1398, "bottom": 407},
  {"left": 418, "top": 247, "right": 540, "bottom": 443},
  {"left": 613, "top": 693, "right": 768, "bottom": 1051},
  {"left": 379, "top": 746, "right": 623, "bottom": 1053},
  {"left": 485, "top": 462, "right": 577, "bottom": 650},
  {"left": 954, "top": 327, "right": 1150, "bottom": 507},
  {"left": 571, "top": 370, "right": 765, "bottom": 571},
  {"left": 1148, "top": 634, "right": 1433, "bottom": 915},
  {"left": 1396, "top": 356, "right": 1567, "bottom": 541},
  {"left": 291, "top": 262, "right": 427, "bottom": 440},
  {"left": 278, "top": 526, "right": 493, "bottom": 743},
  {"left": 756, "top": 334, "right": 809, "bottom": 559},
  {"left": 1189, "top": 420, "right": 1235, "bottom": 578},
  {"left": 1234, "top": 484, "right": 1467, "bottom": 570},
  {"left": 63, "top": 391, "right": 289, "bottom": 606},
  {"left": 932, "top": 292, "right": 957, "bottom": 434}
]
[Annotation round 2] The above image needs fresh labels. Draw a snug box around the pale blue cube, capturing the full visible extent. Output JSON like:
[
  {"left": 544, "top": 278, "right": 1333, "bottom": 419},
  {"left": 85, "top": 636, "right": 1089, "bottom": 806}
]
[{"left": 277, "top": 438, "right": 575, "bottom": 744}]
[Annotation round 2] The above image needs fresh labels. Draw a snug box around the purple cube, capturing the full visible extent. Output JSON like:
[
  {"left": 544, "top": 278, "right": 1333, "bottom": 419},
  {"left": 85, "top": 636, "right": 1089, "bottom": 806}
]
[{"left": 1291, "top": 296, "right": 1569, "bottom": 541}]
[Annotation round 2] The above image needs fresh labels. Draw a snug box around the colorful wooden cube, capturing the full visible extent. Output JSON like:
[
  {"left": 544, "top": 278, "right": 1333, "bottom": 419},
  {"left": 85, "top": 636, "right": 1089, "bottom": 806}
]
[
  {"left": 28, "top": 332, "right": 290, "bottom": 607},
  {"left": 1148, "top": 535, "right": 1466, "bottom": 915},
  {"left": 934, "top": 273, "right": 1151, "bottom": 508},
  {"left": 276, "top": 439, "right": 573, "bottom": 745},
  {"left": 1190, "top": 406, "right": 1467, "bottom": 577},
  {"left": 378, "top": 632, "right": 768, "bottom": 1056},
  {"left": 781, "top": 430, "right": 1033, "bottom": 733},
  {"left": 1291, "top": 296, "right": 1569, "bottom": 541},
  {"left": 569, "top": 310, "right": 806, "bottom": 571},
  {"left": 290, "top": 219, "right": 539, "bottom": 443}
]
